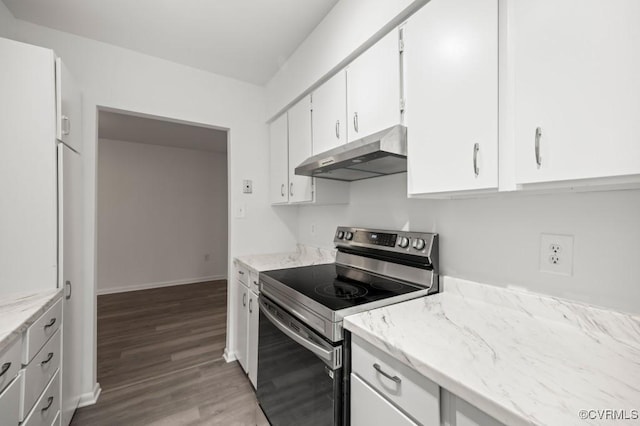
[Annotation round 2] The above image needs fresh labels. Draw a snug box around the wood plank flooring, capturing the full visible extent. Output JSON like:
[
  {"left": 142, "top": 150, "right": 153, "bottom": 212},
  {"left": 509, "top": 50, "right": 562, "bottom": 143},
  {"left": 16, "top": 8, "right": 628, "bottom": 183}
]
[{"left": 71, "top": 281, "right": 269, "bottom": 425}]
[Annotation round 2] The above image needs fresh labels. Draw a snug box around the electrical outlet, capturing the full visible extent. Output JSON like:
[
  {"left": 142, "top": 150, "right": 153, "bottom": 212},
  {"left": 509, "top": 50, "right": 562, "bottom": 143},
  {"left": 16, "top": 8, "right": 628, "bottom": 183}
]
[
  {"left": 539, "top": 233, "right": 574, "bottom": 276},
  {"left": 310, "top": 223, "right": 316, "bottom": 235},
  {"left": 242, "top": 180, "right": 253, "bottom": 194}
]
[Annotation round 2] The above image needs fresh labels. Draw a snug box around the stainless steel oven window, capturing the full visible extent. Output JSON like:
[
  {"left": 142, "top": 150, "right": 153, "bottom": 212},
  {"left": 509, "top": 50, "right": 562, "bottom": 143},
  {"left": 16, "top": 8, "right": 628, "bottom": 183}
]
[{"left": 257, "top": 295, "right": 343, "bottom": 426}]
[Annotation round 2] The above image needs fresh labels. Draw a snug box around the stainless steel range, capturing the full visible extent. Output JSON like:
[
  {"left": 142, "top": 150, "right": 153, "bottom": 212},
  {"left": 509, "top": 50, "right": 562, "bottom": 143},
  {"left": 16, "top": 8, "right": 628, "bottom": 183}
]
[{"left": 257, "top": 226, "right": 439, "bottom": 426}]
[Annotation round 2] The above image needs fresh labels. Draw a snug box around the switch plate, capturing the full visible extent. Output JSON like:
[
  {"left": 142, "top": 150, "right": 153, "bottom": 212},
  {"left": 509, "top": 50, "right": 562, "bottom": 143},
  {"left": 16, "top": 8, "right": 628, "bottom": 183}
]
[
  {"left": 243, "top": 180, "right": 253, "bottom": 194},
  {"left": 539, "top": 233, "right": 574, "bottom": 276}
]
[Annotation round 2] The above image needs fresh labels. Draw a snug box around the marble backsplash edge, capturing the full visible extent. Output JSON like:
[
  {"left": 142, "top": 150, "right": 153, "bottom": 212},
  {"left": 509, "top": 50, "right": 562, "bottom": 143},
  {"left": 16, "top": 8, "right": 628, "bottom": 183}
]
[{"left": 443, "top": 276, "right": 640, "bottom": 347}]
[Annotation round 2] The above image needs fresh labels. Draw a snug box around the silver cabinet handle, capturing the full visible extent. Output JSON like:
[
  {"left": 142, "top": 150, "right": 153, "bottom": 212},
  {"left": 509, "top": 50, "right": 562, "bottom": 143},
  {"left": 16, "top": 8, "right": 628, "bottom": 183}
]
[
  {"left": 62, "top": 116, "right": 71, "bottom": 135},
  {"left": 535, "top": 127, "right": 542, "bottom": 168},
  {"left": 41, "top": 396, "right": 54, "bottom": 412},
  {"left": 335, "top": 120, "right": 340, "bottom": 139},
  {"left": 353, "top": 112, "right": 359, "bottom": 133},
  {"left": 40, "top": 352, "right": 54, "bottom": 366},
  {"left": 0, "top": 362, "right": 10, "bottom": 377},
  {"left": 249, "top": 298, "right": 253, "bottom": 313},
  {"left": 238, "top": 270, "right": 245, "bottom": 275},
  {"left": 242, "top": 293, "right": 246, "bottom": 307},
  {"left": 290, "top": 182, "right": 294, "bottom": 197},
  {"left": 44, "top": 318, "right": 56, "bottom": 329},
  {"left": 65, "top": 280, "right": 72, "bottom": 300},
  {"left": 281, "top": 183, "right": 285, "bottom": 197},
  {"left": 473, "top": 143, "right": 480, "bottom": 177},
  {"left": 373, "top": 363, "right": 401, "bottom": 384}
]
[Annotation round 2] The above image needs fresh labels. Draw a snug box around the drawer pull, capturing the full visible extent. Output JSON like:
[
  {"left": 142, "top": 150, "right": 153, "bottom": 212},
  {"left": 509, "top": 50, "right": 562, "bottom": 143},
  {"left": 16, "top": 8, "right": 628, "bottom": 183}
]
[
  {"left": 41, "top": 396, "right": 54, "bottom": 412},
  {"left": 373, "top": 363, "right": 401, "bottom": 384},
  {"left": 44, "top": 318, "right": 57, "bottom": 329},
  {"left": 0, "top": 362, "right": 10, "bottom": 377},
  {"left": 41, "top": 352, "right": 54, "bottom": 366}
]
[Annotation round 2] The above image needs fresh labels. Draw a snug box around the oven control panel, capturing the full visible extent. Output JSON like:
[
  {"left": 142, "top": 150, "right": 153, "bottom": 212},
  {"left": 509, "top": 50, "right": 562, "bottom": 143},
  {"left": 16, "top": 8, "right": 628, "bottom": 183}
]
[{"left": 334, "top": 226, "right": 438, "bottom": 259}]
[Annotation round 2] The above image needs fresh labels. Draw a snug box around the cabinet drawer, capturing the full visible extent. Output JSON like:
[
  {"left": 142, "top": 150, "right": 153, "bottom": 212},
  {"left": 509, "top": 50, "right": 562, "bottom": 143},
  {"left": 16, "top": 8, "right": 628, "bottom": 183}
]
[
  {"left": 351, "top": 373, "right": 418, "bottom": 426},
  {"left": 23, "top": 299, "right": 62, "bottom": 364},
  {"left": 0, "top": 338, "right": 22, "bottom": 392},
  {"left": 351, "top": 335, "right": 440, "bottom": 426},
  {"left": 21, "top": 330, "right": 61, "bottom": 421},
  {"left": 249, "top": 270, "right": 259, "bottom": 294},
  {"left": 0, "top": 370, "right": 21, "bottom": 426},
  {"left": 235, "top": 263, "right": 249, "bottom": 285},
  {"left": 22, "top": 370, "right": 60, "bottom": 426}
]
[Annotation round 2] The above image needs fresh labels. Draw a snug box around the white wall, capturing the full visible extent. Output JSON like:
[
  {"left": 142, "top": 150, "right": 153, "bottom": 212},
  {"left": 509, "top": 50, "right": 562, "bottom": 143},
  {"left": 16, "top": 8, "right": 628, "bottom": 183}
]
[
  {"left": 297, "top": 174, "right": 640, "bottom": 315},
  {"left": 97, "top": 139, "right": 228, "bottom": 294},
  {"left": 5, "top": 16, "right": 299, "bottom": 399}
]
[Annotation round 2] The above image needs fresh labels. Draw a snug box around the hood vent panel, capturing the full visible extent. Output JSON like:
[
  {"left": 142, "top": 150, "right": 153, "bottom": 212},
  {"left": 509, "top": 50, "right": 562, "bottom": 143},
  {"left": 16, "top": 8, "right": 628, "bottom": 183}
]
[{"left": 295, "top": 125, "right": 407, "bottom": 182}]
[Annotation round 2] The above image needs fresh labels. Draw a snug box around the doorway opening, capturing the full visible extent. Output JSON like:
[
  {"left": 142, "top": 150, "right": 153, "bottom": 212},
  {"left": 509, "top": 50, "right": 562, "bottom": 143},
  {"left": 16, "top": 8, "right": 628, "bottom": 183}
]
[{"left": 94, "top": 108, "right": 228, "bottom": 395}]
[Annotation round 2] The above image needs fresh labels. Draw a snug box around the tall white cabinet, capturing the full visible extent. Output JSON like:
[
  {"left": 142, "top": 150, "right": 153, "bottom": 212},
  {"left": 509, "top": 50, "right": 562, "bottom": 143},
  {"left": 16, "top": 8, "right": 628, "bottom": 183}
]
[
  {"left": 406, "top": 0, "right": 499, "bottom": 196},
  {"left": 512, "top": 0, "right": 640, "bottom": 186},
  {"left": 0, "top": 37, "right": 84, "bottom": 426}
]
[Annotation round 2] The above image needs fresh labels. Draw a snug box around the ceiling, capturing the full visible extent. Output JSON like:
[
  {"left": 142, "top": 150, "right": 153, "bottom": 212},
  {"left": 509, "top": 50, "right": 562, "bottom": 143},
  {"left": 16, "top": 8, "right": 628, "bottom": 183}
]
[
  {"left": 2, "top": 0, "right": 339, "bottom": 85},
  {"left": 98, "top": 111, "right": 228, "bottom": 153}
]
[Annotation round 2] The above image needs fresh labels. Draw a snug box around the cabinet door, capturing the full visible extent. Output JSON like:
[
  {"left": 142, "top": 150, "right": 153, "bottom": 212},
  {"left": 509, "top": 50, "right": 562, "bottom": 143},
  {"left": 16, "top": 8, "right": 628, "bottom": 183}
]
[
  {"left": 58, "top": 145, "right": 84, "bottom": 426},
  {"left": 347, "top": 29, "right": 401, "bottom": 143},
  {"left": 312, "top": 72, "right": 347, "bottom": 154},
  {"left": 235, "top": 282, "right": 249, "bottom": 371},
  {"left": 56, "top": 58, "right": 82, "bottom": 153},
  {"left": 288, "top": 96, "right": 314, "bottom": 203},
  {"left": 0, "top": 38, "right": 57, "bottom": 294},
  {"left": 269, "top": 113, "right": 289, "bottom": 204},
  {"left": 406, "top": 0, "right": 498, "bottom": 195},
  {"left": 351, "top": 374, "right": 418, "bottom": 426},
  {"left": 247, "top": 290, "right": 259, "bottom": 388},
  {"left": 513, "top": 0, "right": 640, "bottom": 185}
]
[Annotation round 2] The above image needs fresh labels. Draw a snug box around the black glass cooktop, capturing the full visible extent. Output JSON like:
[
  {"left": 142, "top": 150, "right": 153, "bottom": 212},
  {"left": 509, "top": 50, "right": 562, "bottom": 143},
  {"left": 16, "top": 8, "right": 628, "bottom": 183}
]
[{"left": 261, "top": 263, "right": 422, "bottom": 311}]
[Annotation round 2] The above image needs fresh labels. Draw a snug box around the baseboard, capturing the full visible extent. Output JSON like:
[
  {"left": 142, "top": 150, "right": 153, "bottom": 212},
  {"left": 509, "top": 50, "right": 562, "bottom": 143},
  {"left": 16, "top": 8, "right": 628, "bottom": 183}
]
[
  {"left": 78, "top": 383, "right": 102, "bottom": 408},
  {"left": 97, "top": 275, "right": 228, "bottom": 295},
  {"left": 223, "top": 347, "right": 237, "bottom": 363}
]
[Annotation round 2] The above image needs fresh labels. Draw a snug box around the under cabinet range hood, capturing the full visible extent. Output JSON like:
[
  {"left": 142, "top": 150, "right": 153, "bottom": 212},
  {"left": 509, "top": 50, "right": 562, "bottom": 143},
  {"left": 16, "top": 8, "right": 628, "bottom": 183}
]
[{"left": 295, "top": 125, "right": 407, "bottom": 182}]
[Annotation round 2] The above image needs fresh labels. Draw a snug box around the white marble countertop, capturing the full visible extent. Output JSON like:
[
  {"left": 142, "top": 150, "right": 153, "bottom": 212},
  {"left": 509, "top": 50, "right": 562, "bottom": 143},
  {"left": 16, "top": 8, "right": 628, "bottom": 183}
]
[
  {"left": 235, "top": 244, "right": 336, "bottom": 272},
  {"left": 0, "top": 289, "right": 63, "bottom": 354},
  {"left": 344, "top": 277, "right": 640, "bottom": 426}
]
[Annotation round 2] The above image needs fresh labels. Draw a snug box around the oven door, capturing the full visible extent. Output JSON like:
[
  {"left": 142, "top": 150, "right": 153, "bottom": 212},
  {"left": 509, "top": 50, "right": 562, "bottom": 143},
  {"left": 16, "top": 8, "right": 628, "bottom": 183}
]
[{"left": 257, "top": 295, "right": 343, "bottom": 426}]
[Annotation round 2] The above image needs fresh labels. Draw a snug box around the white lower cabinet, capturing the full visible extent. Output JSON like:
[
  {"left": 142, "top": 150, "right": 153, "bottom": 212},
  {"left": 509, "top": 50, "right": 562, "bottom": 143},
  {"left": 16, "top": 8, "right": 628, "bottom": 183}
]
[
  {"left": 351, "top": 335, "right": 440, "bottom": 426},
  {"left": 441, "top": 389, "right": 504, "bottom": 426},
  {"left": 233, "top": 261, "right": 260, "bottom": 388},
  {"left": 235, "top": 279, "right": 249, "bottom": 372},
  {"left": 22, "top": 371, "right": 60, "bottom": 426},
  {"left": 247, "top": 289, "right": 259, "bottom": 388},
  {"left": 351, "top": 335, "right": 502, "bottom": 426},
  {"left": 0, "top": 368, "right": 21, "bottom": 426},
  {"left": 351, "top": 374, "right": 417, "bottom": 426}
]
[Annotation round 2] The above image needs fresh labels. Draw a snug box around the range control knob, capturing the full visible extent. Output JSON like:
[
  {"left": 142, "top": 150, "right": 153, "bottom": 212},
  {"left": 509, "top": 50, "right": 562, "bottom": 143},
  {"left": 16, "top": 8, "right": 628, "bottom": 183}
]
[
  {"left": 345, "top": 231, "right": 354, "bottom": 241},
  {"left": 336, "top": 231, "right": 345, "bottom": 239},
  {"left": 397, "top": 236, "right": 410, "bottom": 248},
  {"left": 413, "top": 238, "right": 426, "bottom": 251}
]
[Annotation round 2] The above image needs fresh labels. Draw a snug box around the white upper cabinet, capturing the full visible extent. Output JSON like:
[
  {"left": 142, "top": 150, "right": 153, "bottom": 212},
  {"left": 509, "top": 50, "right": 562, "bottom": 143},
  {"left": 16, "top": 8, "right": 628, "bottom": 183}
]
[
  {"left": 269, "top": 113, "right": 289, "bottom": 204},
  {"left": 406, "top": 0, "right": 498, "bottom": 196},
  {"left": 288, "top": 96, "right": 314, "bottom": 203},
  {"left": 56, "top": 58, "right": 82, "bottom": 153},
  {"left": 512, "top": 0, "right": 640, "bottom": 186},
  {"left": 346, "top": 29, "right": 402, "bottom": 143},
  {"left": 312, "top": 72, "right": 347, "bottom": 154}
]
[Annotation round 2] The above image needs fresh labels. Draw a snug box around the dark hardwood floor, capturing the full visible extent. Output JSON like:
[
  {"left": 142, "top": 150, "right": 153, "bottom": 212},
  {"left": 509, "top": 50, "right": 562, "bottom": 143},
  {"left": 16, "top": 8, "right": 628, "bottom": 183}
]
[{"left": 71, "top": 281, "right": 268, "bottom": 425}]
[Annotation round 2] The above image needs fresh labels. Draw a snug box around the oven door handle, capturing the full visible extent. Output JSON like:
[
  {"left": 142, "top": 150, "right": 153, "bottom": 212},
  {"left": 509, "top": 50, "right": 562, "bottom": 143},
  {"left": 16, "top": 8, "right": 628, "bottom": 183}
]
[{"left": 259, "top": 298, "right": 335, "bottom": 366}]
